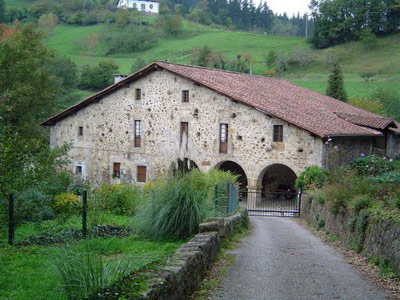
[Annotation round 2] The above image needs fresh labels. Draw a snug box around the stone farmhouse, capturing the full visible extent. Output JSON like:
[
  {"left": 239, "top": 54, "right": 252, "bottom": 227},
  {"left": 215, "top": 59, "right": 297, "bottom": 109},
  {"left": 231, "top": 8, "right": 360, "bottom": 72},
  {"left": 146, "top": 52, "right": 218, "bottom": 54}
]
[
  {"left": 41, "top": 62, "right": 400, "bottom": 194},
  {"left": 117, "top": 0, "right": 159, "bottom": 14}
]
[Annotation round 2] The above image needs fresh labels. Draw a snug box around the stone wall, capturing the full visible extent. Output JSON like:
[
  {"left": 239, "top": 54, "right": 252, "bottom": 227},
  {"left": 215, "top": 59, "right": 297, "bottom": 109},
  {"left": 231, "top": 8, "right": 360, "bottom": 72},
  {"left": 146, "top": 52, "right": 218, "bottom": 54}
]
[
  {"left": 302, "top": 197, "right": 400, "bottom": 273},
  {"left": 50, "top": 69, "right": 324, "bottom": 189},
  {"left": 93, "top": 210, "right": 249, "bottom": 300}
]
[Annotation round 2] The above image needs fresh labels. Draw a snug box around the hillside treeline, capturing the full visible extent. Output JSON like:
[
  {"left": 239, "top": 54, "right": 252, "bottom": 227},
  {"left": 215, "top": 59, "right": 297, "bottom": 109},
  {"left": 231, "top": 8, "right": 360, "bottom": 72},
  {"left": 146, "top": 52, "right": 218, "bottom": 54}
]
[
  {"left": 0, "top": 0, "right": 312, "bottom": 36},
  {"left": 310, "top": 0, "right": 400, "bottom": 48}
]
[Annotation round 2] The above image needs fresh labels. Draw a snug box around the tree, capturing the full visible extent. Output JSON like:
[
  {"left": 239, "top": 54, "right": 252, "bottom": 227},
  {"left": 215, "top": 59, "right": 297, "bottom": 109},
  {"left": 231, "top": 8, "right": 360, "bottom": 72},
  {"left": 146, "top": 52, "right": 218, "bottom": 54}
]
[
  {"left": 79, "top": 60, "right": 119, "bottom": 90},
  {"left": 38, "top": 13, "right": 59, "bottom": 33},
  {"left": 370, "top": 88, "right": 400, "bottom": 121},
  {"left": 326, "top": 63, "right": 347, "bottom": 102},
  {"left": 0, "top": 25, "right": 70, "bottom": 244},
  {"left": 265, "top": 50, "right": 276, "bottom": 69},
  {"left": 0, "top": 0, "right": 5, "bottom": 22},
  {"left": 160, "top": 15, "right": 182, "bottom": 36},
  {"left": 131, "top": 57, "right": 147, "bottom": 73}
]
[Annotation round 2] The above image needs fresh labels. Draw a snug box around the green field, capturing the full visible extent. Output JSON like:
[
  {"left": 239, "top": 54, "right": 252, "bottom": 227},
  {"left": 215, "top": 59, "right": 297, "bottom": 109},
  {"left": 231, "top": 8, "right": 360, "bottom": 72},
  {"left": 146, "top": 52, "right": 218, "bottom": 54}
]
[
  {"left": 5, "top": 0, "right": 33, "bottom": 8},
  {"left": 46, "top": 21, "right": 400, "bottom": 99}
]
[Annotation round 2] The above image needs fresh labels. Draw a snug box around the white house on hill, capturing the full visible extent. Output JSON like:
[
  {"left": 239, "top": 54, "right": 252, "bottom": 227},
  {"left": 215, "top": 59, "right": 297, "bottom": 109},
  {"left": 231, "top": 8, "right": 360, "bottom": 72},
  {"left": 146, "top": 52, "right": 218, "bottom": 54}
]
[{"left": 117, "top": 0, "right": 159, "bottom": 14}]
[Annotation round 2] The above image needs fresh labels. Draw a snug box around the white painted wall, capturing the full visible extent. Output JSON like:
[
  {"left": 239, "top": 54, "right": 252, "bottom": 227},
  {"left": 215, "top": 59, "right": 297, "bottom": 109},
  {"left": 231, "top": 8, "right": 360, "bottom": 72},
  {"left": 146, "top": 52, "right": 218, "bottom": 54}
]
[{"left": 117, "top": 0, "right": 159, "bottom": 14}]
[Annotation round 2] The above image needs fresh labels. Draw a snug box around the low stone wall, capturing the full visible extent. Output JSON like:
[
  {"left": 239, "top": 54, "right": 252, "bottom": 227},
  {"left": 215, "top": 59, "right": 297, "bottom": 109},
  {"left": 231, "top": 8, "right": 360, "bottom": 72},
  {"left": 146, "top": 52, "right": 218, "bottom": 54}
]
[
  {"left": 302, "top": 196, "right": 400, "bottom": 273},
  {"left": 139, "top": 210, "right": 248, "bottom": 300}
]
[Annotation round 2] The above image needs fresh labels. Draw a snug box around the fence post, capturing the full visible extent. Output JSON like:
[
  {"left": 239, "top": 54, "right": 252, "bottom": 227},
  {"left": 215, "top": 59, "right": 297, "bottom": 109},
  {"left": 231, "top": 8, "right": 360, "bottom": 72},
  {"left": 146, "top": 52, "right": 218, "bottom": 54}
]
[
  {"left": 82, "top": 190, "right": 87, "bottom": 238},
  {"left": 297, "top": 184, "right": 303, "bottom": 218},
  {"left": 8, "top": 193, "right": 14, "bottom": 246}
]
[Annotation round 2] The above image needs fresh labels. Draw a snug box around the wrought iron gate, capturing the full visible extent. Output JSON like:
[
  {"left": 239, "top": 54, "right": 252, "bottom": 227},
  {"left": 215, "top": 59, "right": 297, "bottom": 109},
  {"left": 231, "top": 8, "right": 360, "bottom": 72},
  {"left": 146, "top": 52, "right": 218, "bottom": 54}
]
[{"left": 239, "top": 187, "right": 302, "bottom": 217}]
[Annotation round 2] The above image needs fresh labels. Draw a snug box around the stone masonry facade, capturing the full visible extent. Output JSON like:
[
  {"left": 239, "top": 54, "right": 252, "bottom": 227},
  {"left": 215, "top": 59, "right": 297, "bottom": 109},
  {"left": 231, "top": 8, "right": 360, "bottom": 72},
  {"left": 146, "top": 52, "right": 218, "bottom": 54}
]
[{"left": 50, "top": 69, "right": 324, "bottom": 190}]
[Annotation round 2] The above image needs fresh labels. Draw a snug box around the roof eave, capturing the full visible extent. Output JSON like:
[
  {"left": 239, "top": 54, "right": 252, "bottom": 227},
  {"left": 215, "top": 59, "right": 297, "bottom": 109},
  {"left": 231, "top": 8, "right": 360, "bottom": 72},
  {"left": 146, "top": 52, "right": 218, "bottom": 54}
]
[{"left": 40, "top": 63, "right": 161, "bottom": 126}]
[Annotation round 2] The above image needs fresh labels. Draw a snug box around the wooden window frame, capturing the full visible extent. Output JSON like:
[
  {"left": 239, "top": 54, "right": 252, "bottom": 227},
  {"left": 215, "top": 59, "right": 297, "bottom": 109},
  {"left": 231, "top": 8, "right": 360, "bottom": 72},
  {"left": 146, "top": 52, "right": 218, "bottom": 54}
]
[
  {"left": 134, "top": 120, "right": 141, "bottom": 148},
  {"left": 135, "top": 88, "right": 141, "bottom": 101},
  {"left": 180, "top": 122, "right": 189, "bottom": 148},
  {"left": 182, "top": 90, "right": 189, "bottom": 103},
  {"left": 273, "top": 125, "right": 283, "bottom": 142},
  {"left": 137, "top": 166, "right": 147, "bottom": 182},
  {"left": 113, "top": 162, "right": 121, "bottom": 178},
  {"left": 78, "top": 126, "right": 83, "bottom": 136},
  {"left": 220, "top": 123, "right": 228, "bottom": 154}
]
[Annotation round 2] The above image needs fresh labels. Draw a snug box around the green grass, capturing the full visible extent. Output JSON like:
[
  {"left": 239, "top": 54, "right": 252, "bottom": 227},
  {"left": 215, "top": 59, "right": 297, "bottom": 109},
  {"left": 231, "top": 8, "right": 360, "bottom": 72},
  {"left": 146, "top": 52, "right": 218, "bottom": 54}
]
[
  {"left": 0, "top": 235, "right": 180, "bottom": 299},
  {"left": 45, "top": 21, "right": 400, "bottom": 102},
  {"left": 5, "top": 0, "right": 32, "bottom": 8}
]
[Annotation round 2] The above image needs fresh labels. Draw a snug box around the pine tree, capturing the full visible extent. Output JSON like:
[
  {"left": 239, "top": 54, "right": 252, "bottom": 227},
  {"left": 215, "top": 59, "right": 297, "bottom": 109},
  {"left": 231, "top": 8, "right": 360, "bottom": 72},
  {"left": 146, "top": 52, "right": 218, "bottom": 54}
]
[{"left": 326, "top": 63, "right": 347, "bottom": 102}]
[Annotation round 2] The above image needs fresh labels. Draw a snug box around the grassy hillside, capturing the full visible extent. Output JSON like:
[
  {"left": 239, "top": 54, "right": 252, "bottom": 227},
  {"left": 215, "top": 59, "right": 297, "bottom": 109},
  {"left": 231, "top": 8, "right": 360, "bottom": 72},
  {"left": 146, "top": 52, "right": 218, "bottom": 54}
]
[
  {"left": 5, "top": 0, "right": 33, "bottom": 8},
  {"left": 45, "top": 21, "right": 400, "bottom": 100}
]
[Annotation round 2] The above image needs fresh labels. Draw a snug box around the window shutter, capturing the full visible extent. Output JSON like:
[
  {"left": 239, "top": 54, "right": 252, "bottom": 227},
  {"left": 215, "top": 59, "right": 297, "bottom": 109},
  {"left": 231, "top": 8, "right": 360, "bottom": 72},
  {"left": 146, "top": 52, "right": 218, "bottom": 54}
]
[
  {"left": 135, "top": 89, "right": 141, "bottom": 100},
  {"left": 137, "top": 166, "right": 147, "bottom": 182},
  {"left": 113, "top": 163, "right": 121, "bottom": 178},
  {"left": 182, "top": 90, "right": 189, "bottom": 102}
]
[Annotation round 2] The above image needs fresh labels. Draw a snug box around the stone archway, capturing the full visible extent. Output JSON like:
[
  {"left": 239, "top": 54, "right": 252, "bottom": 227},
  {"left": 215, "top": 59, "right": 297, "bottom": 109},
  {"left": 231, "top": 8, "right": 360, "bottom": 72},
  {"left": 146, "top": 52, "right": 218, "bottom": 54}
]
[
  {"left": 215, "top": 160, "right": 248, "bottom": 192},
  {"left": 258, "top": 164, "right": 297, "bottom": 194}
]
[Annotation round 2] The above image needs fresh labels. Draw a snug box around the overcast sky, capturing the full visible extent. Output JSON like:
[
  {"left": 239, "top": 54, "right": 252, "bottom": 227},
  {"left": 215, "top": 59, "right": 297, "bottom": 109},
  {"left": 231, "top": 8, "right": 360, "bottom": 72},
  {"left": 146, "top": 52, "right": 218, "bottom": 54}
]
[{"left": 266, "top": 0, "right": 311, "bottom": 17}]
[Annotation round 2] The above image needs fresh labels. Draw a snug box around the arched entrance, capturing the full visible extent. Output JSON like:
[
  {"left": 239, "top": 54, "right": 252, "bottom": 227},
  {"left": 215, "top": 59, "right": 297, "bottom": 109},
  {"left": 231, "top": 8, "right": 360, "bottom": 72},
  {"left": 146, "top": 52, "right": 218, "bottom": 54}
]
[
  {"left": 171, "top": 158, "right": 199, "bottom": 174},
  {"left": 215, "top": 161, "right": 248, "bottom": 192},
  {"left": 259, "top": 164, "right": 297, "bottom": 194}
]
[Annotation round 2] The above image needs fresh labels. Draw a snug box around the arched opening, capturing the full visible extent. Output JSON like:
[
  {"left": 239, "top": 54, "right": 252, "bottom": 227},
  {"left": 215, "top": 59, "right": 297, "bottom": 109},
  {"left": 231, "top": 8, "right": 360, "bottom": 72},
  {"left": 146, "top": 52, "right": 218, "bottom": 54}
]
[
  {"left": 259, "top": 164, "right": 297, "bottom": 194},
  {"left": 171, "top": 158, "right": 199, "bottom": 175},
  {"left": 216, "top": 161, "right": 248, "bottom": 192}
]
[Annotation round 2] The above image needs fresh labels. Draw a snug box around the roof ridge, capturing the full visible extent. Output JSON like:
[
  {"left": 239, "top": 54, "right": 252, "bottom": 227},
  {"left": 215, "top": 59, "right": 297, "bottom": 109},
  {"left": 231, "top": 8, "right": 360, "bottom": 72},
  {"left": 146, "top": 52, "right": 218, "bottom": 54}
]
[{"left": 155, "top": 60, "right": 272, "bottom": 79}]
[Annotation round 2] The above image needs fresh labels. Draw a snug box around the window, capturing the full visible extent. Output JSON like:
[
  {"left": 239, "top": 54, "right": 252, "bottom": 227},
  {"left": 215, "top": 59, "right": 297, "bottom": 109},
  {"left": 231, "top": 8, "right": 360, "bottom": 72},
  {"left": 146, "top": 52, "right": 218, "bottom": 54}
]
[
  {"left": 113, "top": 163, "right": 121, "bottom": 178},
  {"left": 137, "top": 166, "right": 147, "bottom": 182},
  {"left": 78, "top": 126, "right": 83, "bottom": 136},
  {"left": 75, "top": 165, "right": 82, "bottom": 176},
  {"left": 135, "top": 88, "right": 141, "bottom": 100},
  {"left": 273, "top": 125, "right": 283, "bottom": 142},
  {"left": 220, "top": 124, "right": 228, "bottom": 153},
  {"left": 180, "top": 122, "right": 188, "bottom": 148},
  {"left": 182, "top": 90, "right": 189, "bottom": 103},
  {"left": 134, "top": 120, "right": 141, "bottom": 147},
  {"left": 141, "top": 3, "right": 145, "bottom": 10},
  {"left": 149, "top": 4, "right": 153, "bottom": 9}
]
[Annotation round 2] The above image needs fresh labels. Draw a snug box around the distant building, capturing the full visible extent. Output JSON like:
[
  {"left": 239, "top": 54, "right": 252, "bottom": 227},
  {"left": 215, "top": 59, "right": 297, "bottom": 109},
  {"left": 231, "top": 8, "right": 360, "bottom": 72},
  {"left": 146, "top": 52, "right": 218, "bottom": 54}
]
[{"left": 117, "top": 0, "right": 159, "bottom": 14}]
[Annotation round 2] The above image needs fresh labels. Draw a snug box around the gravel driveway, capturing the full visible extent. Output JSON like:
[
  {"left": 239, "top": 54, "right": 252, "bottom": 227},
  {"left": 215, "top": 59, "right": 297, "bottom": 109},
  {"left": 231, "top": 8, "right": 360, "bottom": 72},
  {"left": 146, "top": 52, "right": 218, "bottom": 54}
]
[{"left": 213, "top": 217, "right": 387, "bottom": 300}]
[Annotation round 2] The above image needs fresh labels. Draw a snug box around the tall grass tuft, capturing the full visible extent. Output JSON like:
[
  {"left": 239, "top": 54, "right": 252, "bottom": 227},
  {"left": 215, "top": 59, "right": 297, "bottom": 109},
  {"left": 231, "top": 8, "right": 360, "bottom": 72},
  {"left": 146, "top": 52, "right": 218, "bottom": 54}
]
[
  {"left": 52, "top": 247, "right": 131, "bottom": 299},
  {"left": 138, "top": 169, "right": 237, "bottom": 240}
]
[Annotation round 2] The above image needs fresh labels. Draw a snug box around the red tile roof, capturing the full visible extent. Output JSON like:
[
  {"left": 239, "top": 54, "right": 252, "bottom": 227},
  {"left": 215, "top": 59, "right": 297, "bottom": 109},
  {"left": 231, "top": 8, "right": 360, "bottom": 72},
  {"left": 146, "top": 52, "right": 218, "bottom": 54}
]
[{"left": 41, "top": 61, "right": 397, "bottom": 138}]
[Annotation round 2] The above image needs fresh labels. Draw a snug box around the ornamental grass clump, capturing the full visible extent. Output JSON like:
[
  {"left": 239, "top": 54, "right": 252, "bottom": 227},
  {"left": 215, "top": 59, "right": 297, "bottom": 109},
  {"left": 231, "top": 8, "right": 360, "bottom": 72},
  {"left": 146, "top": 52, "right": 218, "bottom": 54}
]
[
  {"left": 53, "top": 248, "right": 131, "bottom": 300},
  {"left": 138, "top": 169, "right": 237, "bottom": 240}
]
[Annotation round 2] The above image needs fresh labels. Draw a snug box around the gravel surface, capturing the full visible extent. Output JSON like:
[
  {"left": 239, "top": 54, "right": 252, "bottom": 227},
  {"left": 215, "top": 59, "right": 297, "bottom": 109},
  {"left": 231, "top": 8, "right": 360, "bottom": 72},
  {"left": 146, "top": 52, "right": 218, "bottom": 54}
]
[{"left": 214, "top": 217, "right": 387, "bottom": 300}]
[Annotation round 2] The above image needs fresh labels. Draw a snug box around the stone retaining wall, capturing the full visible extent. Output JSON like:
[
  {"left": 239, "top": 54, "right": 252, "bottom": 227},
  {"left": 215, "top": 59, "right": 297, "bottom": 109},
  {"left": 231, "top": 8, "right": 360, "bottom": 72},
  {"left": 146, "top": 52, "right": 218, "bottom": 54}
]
[
  {"left": 135, "top": 210, "right": 248, "bottom": 300},
  {"left": 301, "top": 196, "right": 400, "bottom": 273}
]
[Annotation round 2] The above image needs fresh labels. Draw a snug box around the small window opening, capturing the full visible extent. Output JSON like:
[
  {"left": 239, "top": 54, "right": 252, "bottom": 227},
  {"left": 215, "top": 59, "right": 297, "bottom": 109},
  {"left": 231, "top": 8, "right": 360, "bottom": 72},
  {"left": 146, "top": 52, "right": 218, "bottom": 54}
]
[
  {"left": 182, "top": 90, "right": 189, "bottom": 103},
  {"left": 76, "top": 165, "right": 82, "bottom": 176},
  {"left": 113, "top": 162, "right": 121, "bottom": 178},
  {"left": 137, "top": 166, "right": 147, "bottom": 182},
  {"left": 135, "top": 88, "right": 141, "bottom": 100},
  {"left": 273, "top": 125, "right": 283, "bottom": 142},
  {"left": 180, "top": 122, "right": 188, "bottom": 148},
  {"left": 220, "top": 124, "right": 228, "bottom": 153},
  {"left": 78, "top": 126, "right": 83, "bottom": 136},
  {"left": 134, "top": 120, "right": 141, "bottom": 147}
]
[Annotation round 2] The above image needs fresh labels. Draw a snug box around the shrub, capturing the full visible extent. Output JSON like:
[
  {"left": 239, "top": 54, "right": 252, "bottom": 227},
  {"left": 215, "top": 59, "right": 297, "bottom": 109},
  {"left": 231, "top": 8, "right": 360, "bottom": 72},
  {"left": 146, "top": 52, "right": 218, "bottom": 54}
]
[
  {"left": 348, "top": 96, "right": 383, "bottom": 114},
  {"left": 53, "top": 248, "right": 131, "bottom": 299},
  {"left": 289, "top": 47, "right": 314, "bottom": 66},
  {"left": 370, "top": 88, "right": 400, "bottom": 121},
  {"left": 373, "top": 170, "right": 400, "bottom": 184},
  {"left": 93, "top": 184, "right": 142, "bottom": 216},
  {"left": 53, "top": 193, "right": 81, "bottom": 217},
  {"left": 13, "top": 188, "right": 55, "bottom": 223},
  {"left": 351, "top": 156, "right": 394, "bottom": 177},
  {"left": 295, "top": 166, "right": 327, "bottom": 190},
  {"left": 324, "top": 184, "right": 352, "bottom": 215},
  {"left": 79, "top": 60, "right": 119, "bottom": 91},
  {"left": 352, "top": 195, "right": 371, "bottom": 213}
]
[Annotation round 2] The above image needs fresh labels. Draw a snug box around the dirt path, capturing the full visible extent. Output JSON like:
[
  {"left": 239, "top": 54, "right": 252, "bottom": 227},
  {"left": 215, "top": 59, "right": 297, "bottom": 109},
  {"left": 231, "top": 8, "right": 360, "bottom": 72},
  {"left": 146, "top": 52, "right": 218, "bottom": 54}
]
[{"left": 213, "top": 217, "right": 387, "bottom": 300}]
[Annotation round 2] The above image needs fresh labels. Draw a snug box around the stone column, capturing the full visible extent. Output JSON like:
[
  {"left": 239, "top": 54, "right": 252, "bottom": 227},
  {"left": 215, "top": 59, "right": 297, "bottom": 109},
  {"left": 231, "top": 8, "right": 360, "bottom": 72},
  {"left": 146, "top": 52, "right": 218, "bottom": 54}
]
[{"left": 246, "top": 178, "right": 260, "bottom": 211}]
